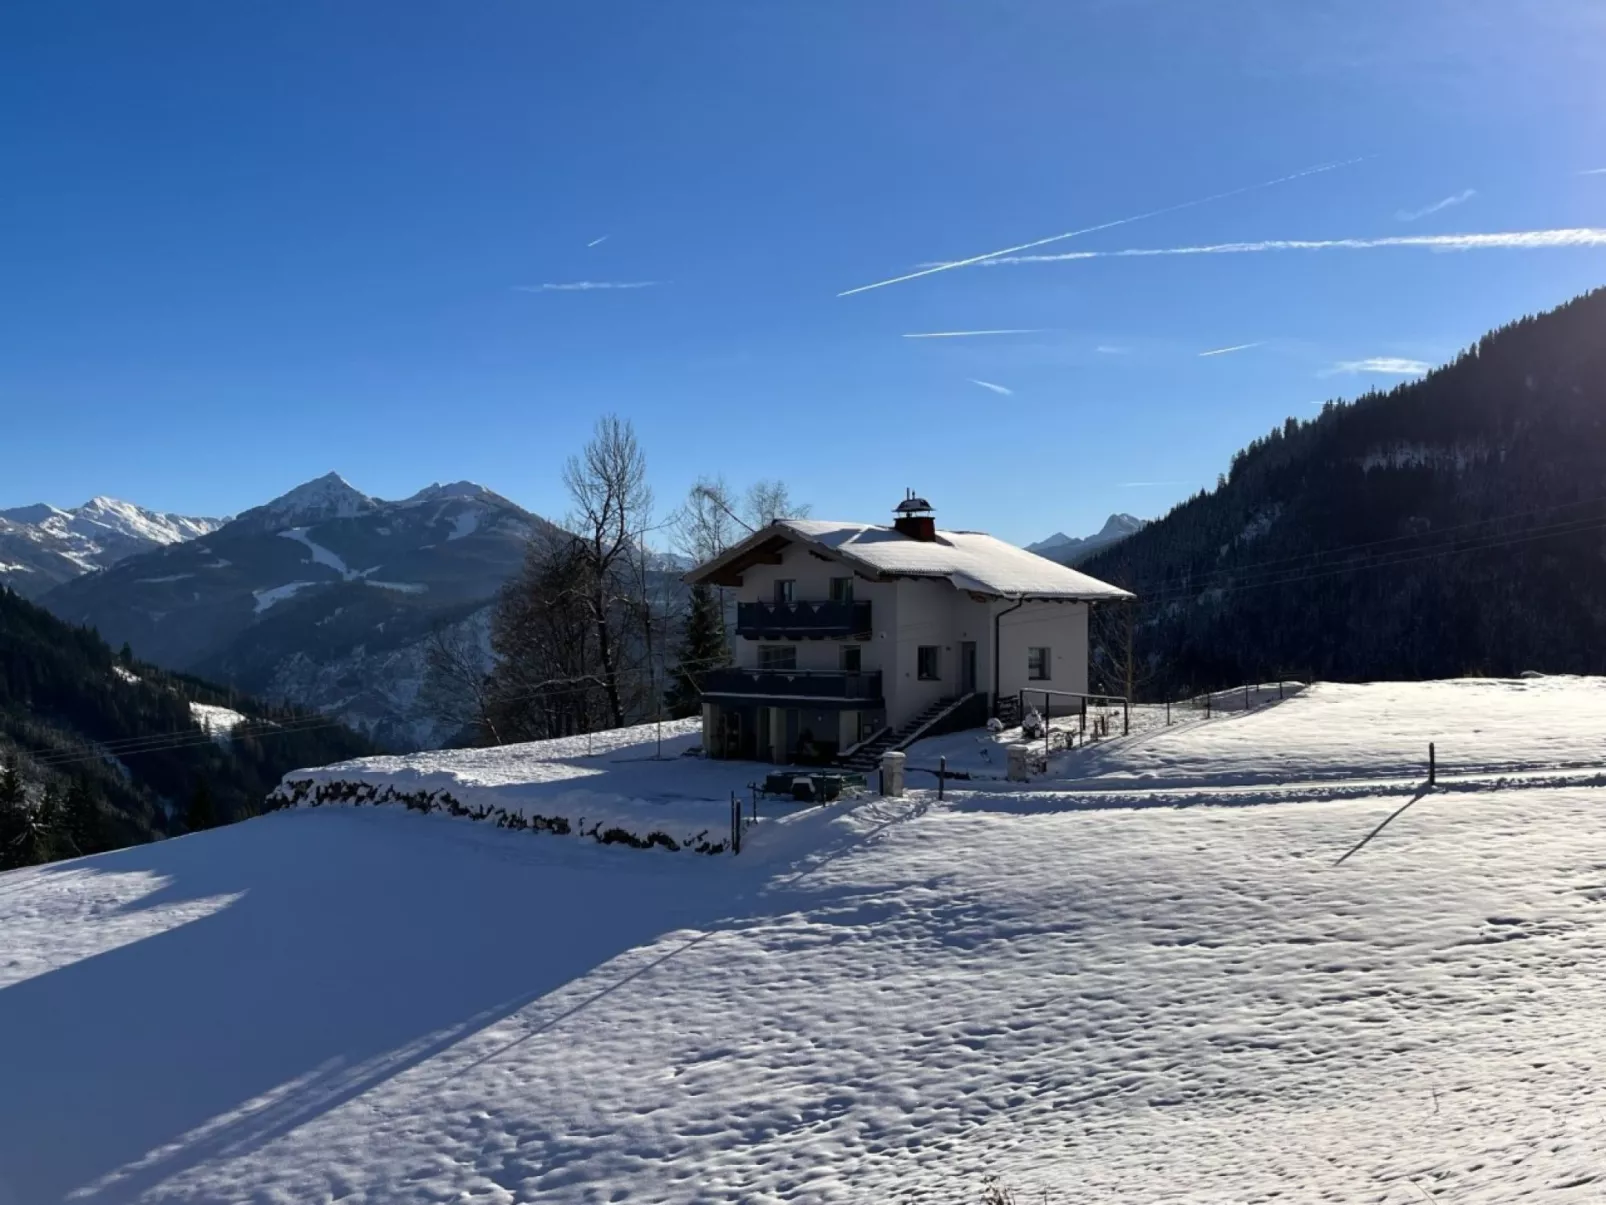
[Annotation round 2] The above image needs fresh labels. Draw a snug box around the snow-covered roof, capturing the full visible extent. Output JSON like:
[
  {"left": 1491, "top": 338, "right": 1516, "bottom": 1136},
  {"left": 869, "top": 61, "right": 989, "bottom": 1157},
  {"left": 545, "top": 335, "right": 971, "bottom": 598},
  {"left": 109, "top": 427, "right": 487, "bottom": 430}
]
[{"left": 687, "top": 519, "right": 1134, "bottom": 601}]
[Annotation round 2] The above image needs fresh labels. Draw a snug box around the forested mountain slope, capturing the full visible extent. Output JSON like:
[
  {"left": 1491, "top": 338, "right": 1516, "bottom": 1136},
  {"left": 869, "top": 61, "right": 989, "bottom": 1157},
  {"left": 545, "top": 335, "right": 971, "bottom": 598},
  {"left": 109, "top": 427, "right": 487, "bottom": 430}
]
[
  {"left": 0, "top": 585, "right": 374, "bottom": 860},
  {"left": 40, "top": 474, "right": 544, "bottom": 747},
  {"left": 1082, "top": 286, "right": 1606, "bottom": 696}
]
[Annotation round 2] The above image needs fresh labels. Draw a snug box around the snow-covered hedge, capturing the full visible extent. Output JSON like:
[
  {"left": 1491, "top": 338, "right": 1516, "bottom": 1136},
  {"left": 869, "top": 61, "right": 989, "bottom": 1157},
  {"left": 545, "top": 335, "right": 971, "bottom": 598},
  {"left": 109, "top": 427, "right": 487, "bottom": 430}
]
[{"left": 265, "top": 778, "right": 732, "bottom": 855}]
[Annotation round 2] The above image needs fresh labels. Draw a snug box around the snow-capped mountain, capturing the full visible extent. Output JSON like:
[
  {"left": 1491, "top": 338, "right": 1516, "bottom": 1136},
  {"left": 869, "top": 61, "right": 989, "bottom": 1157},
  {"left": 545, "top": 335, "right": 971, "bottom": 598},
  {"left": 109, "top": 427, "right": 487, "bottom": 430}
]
[
  {"left": 38, "top": 473, "right": 546, "bottom": 749},
  {"left": 0, "top": 496, "right": 227, "bottom": 598},
  {"left": 1027, "top": 513, "right": 1147, "bottom": 566}
]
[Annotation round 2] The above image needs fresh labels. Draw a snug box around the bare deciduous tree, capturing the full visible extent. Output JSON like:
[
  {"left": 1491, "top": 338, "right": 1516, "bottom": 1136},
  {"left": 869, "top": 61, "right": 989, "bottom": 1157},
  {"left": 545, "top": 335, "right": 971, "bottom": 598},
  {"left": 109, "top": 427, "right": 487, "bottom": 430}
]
[
  {"left": 742, "top": 479, "right": 811, "bottom": 528},
  {"left": 416, "top": 617, "right": 500, "bottom": 745},
  {"left": 561, "top": 414, "right": 653, "bottom": 729}
]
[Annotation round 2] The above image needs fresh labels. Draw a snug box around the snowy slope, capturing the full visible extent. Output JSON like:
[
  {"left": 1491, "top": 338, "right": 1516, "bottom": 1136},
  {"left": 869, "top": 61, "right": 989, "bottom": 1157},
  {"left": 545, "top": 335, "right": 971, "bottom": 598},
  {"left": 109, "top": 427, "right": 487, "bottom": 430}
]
[
  {"left": 5, "top": 679, "right": 1606, "bottom": 1204},
  {"left": 0, "top": 497, "right": 225, "bottom": 598}
]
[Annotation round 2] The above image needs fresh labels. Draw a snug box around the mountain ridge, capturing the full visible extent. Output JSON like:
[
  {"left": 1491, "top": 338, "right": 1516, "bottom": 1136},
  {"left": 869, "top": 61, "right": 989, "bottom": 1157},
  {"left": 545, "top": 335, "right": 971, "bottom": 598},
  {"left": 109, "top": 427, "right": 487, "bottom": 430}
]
[
  {"left": 1079, "top": 285, "right": 1606, "bottom": 696},
  {"left": 1027, "top": 513, "right": 1147, "bottom": 565},
  {"left": 0, "top": 496, "right": 227, "bottom": 598},
  {"left": 37, "top": 472, "right": 548, "bottom": 748}
]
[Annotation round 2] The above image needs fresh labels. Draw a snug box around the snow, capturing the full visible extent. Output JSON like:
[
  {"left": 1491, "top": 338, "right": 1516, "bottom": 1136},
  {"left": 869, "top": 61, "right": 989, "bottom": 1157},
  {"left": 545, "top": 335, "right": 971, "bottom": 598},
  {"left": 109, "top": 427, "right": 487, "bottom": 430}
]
[
  {"left": 278, "top": 527, "right": 361, "bottom": 580},
  {"left": 693, "top": 518, "right": 1133, "bottom": 601},
  {"left": 252, "top": 473, "right": 377, "bottom": 527},
  {"left": 134, "top": 574, "right": 194, "bottom": 584},
  {"left": 73, "top": 497, "right": 226, "bottom": 546},
  {"left": 6, "top": 679, "right": 1606, "bottom": 1203},
  {"left": 112, "top": 665, "right": 141, "bottom": 684},
  {"left": 363, "top": 579, "right": 428, "bottom": 594},
  {"left": 0, "top": 498, "right": 224, "bottom": 582},
  {"left": 447, "top": 508, "right": 480, "bottom": 540},
  {"left": 189, "top": 702, "right": 247, "bottom": 741},
  {"left": 252, "top": 581, "right": 318, "bottom": 614},
  {"left": 278, "top": 718, "right": 774, "bottom": 847}
]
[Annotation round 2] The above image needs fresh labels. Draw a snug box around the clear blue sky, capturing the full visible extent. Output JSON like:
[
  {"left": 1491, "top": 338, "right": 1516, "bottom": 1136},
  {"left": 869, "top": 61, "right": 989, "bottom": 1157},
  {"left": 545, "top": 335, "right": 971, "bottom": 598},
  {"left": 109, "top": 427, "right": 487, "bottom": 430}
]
[{"left": 3, "top": 0, "right": 1604, "bottom": 546}]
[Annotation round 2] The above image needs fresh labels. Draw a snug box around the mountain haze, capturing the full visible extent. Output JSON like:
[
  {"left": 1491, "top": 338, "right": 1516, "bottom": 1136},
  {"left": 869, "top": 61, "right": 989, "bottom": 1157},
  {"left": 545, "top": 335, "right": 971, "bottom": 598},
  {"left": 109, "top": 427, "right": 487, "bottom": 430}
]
[{"left": 1028, "top": 514, "right": 1146, "bottom": 565}]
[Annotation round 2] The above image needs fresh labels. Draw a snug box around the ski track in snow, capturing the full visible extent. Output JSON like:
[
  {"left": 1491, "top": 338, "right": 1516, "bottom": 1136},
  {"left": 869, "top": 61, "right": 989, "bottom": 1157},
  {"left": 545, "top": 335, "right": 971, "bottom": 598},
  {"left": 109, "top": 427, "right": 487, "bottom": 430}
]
[{"left": 4, "top": 680, "right": 1606, "bottom": 1203}]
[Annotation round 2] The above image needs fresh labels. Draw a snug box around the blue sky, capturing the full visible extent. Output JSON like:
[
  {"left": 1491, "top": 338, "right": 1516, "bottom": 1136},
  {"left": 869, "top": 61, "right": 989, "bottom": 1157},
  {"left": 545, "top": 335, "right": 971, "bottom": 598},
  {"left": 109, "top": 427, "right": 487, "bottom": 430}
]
[{"left": 3, "top": 0, "right": 1604, "bottom": 546}]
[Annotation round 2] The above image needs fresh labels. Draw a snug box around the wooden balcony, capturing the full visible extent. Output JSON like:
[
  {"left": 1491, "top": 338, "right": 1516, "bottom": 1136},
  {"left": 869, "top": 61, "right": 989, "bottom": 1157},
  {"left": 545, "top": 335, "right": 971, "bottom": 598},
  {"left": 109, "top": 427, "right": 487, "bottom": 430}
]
[
  {"left": 735, "top": 599, "right": 872, "bottom": 640},
  {"left": 700, "top": 668, "right": 883, "bottom": 704}
]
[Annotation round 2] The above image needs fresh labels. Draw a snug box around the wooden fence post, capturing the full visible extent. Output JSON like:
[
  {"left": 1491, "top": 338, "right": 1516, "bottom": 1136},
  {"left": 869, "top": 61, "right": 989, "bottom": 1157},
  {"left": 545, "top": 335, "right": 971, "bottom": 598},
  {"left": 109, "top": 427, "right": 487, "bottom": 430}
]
[
  {"left": 1429, "top": 742, "right": 1436, "bottom": 786},
  {"left": 938, "top": 756, "right": 946, "bottom": 801},
  {"left": 730, "top": 792, "right": 742, "bottom": 855}
]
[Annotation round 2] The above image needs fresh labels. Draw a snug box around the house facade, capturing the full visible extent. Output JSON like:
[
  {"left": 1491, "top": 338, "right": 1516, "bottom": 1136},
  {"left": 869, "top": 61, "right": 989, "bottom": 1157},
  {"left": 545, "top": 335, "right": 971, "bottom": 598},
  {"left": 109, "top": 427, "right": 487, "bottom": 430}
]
[{"left": 683, "top": 495, "right": 1132, "bottom": 764}]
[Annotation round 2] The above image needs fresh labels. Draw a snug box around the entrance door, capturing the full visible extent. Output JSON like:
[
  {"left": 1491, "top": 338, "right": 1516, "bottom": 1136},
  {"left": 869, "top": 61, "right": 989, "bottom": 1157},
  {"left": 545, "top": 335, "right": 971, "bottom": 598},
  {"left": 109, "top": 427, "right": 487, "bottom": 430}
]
[{"left": 960, "top": 641, "right": 977, "bottom": 694}]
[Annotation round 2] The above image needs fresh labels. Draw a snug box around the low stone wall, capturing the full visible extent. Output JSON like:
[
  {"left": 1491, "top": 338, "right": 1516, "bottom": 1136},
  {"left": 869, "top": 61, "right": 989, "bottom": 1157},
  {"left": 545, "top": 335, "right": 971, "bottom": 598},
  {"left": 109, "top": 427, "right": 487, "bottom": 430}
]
[{"left": 266, "top": 778, "right": 731, "bottom": 855}]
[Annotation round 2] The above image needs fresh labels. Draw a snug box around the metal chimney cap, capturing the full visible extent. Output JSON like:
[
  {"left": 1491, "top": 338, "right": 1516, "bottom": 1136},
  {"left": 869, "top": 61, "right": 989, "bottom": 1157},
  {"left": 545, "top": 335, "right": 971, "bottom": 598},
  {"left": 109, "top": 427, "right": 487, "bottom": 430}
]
[{"left": 893, "top": 491, "right": 933, "bottom": 515}]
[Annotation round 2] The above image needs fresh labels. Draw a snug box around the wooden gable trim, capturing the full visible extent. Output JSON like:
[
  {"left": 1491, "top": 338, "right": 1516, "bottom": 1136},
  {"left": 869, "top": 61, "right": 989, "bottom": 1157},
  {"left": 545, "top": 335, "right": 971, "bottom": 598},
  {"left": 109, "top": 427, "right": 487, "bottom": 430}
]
[{"left": 702, "top": 534, "right": 791, "bottom": 586}]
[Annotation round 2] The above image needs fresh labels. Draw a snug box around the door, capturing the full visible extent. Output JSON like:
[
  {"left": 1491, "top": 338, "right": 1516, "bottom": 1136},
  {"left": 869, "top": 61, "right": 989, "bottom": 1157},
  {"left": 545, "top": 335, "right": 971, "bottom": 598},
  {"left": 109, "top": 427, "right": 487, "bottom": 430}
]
[{"left": 960, "top": 641, "right": 977, "bottom": 694}]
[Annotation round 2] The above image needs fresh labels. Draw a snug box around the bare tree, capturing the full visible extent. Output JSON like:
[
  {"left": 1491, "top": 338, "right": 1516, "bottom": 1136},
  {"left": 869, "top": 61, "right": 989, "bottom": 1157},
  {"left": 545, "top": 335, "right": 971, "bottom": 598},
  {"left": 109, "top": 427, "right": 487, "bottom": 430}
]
[
  {"left": 675, "top": 475, "right": 744, "bottom": 563},
  {"left": 562, "top": 414, "right": 653, "bottom": 729},
  {"left": 416, "top": 616, "right": 501, "bottom": 746},
  {"left": 679, "top": 476, "right": 811, "bottom": 553},
  {"left": 743, "top": 479, "right": 811, "bottom": 528}
]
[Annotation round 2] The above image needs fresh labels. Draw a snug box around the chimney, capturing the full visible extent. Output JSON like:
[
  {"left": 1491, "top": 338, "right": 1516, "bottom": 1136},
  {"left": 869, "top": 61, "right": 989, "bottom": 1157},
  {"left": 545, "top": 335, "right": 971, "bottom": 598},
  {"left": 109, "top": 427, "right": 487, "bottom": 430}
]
[{"left": 892, "top": 489, "right": 937, "bottom": 541}]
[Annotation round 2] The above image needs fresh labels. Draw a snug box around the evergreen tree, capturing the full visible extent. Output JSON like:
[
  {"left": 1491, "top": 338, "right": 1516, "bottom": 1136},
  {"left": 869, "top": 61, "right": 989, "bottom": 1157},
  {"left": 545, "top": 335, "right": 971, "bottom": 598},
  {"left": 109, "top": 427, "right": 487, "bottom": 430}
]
[
  {"left": 64, "top": 777, "right": 105, "bottom": 857},
  {"left": 31, "top": 782, "right": 66, "bottom": 863},
  {"left": 664, "top": 584, "right": 729, "bottom": 719},
  {"left": 0, "top": 754, "right": 25, "bottom": 869},
  {"left": 186, "top": 779, "right": 217, "bottom": 833}
]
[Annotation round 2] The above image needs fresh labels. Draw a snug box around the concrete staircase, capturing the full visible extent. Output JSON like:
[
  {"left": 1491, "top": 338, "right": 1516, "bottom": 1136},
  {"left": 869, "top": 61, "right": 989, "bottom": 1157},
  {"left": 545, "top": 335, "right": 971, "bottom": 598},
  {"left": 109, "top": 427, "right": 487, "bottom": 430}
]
[{"left": 837, "top": 693, "right": 976, "bottom": 772}]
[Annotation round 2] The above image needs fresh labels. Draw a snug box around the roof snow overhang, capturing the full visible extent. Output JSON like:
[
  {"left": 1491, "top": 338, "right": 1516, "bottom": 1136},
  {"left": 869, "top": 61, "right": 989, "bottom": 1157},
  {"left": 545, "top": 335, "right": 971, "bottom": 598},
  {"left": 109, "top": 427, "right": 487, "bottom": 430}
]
[{"left": 684, "top": 520, "right": 1135, "bottom": 603}]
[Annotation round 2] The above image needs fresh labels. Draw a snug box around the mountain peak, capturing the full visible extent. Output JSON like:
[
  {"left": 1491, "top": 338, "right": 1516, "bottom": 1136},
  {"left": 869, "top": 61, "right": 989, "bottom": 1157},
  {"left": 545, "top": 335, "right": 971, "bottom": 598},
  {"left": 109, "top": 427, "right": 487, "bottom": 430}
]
[
  {"left": 406, "top": 480, "right": 495, "bottom": 503},
  {"left": 250, "top": 473, "right": 378, "bottom": 528},
  {"left": 1096, "top": 513, "right": 1145, "bottom": 538},
  {"left": 1027, "top": 513, "right": 1147, "bottom": 565}
]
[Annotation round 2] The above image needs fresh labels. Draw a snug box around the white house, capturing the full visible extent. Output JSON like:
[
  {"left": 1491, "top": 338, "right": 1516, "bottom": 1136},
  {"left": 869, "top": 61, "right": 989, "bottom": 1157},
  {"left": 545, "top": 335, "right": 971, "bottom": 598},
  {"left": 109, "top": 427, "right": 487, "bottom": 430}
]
[{"left": 683, "top": 494, "right": 1133, "bottom": 766}]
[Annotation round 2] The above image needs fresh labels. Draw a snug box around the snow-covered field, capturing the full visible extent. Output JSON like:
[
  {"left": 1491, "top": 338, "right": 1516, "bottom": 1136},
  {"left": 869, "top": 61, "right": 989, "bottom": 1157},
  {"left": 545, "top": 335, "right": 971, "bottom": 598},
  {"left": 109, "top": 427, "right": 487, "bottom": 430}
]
[{"left": 4, "top": 679, "right": 1606, "bottom": 1204}]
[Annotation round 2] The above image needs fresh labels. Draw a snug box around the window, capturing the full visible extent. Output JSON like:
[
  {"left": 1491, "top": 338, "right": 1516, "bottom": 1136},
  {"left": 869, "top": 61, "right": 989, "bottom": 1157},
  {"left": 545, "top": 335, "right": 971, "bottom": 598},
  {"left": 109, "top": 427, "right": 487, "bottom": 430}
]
[
  {"left": 917, "top": 646, "right": 940, "bottom": 680},
  {"left": 1027, "top": 646, "right": 1051, "bottom": 681},
  {"left": 759, "top": 645, "right": 797, "bottom": 670},
  {"left": 840, "top": 644, "right": 862, "bottom": 672},
  {"left": 828, "top": 576, "right": 854, "bottom": 603},
  {"left": 773, "top": 579, "right": 795, "bottom": 604}
]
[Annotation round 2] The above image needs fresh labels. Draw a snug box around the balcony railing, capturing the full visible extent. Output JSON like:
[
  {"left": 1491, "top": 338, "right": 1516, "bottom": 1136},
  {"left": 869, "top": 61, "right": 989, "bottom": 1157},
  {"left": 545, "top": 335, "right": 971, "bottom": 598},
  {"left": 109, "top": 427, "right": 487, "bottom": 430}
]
[
  {"left": 736, "top": 599, "right": 872, "bottom": 640},
  {"left": 701, "top": 667, "right": 884, "bottom": 703}
]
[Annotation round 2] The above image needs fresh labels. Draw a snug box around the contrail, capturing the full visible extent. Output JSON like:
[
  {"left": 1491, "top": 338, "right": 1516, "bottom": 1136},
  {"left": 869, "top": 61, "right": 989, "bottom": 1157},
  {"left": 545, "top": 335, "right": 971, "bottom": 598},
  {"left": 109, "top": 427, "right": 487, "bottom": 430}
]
[
  {"left": 979, "top": 227, "right": 1606, "bottom": 266},
  {"left": 968, "top": 379, "right": 1014, "bottom": 396},
  {"left": 902, "top": 328, "right": 1041, "bottom": 339},
  {"left": 1198, "top": 341, "right": 1263, "bottom": 357},
  {"left": 514, "top": 280, "right": 659, "bottom": 291},
  {"left": 586, "top": 235, "right": 609, "bottom": 247},
  {"left": 1396, "top": 188, "right": 1476, "bottom": 222},
  {"left": 836, "top": 156, "right": 1369, "bottom": 298}
]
